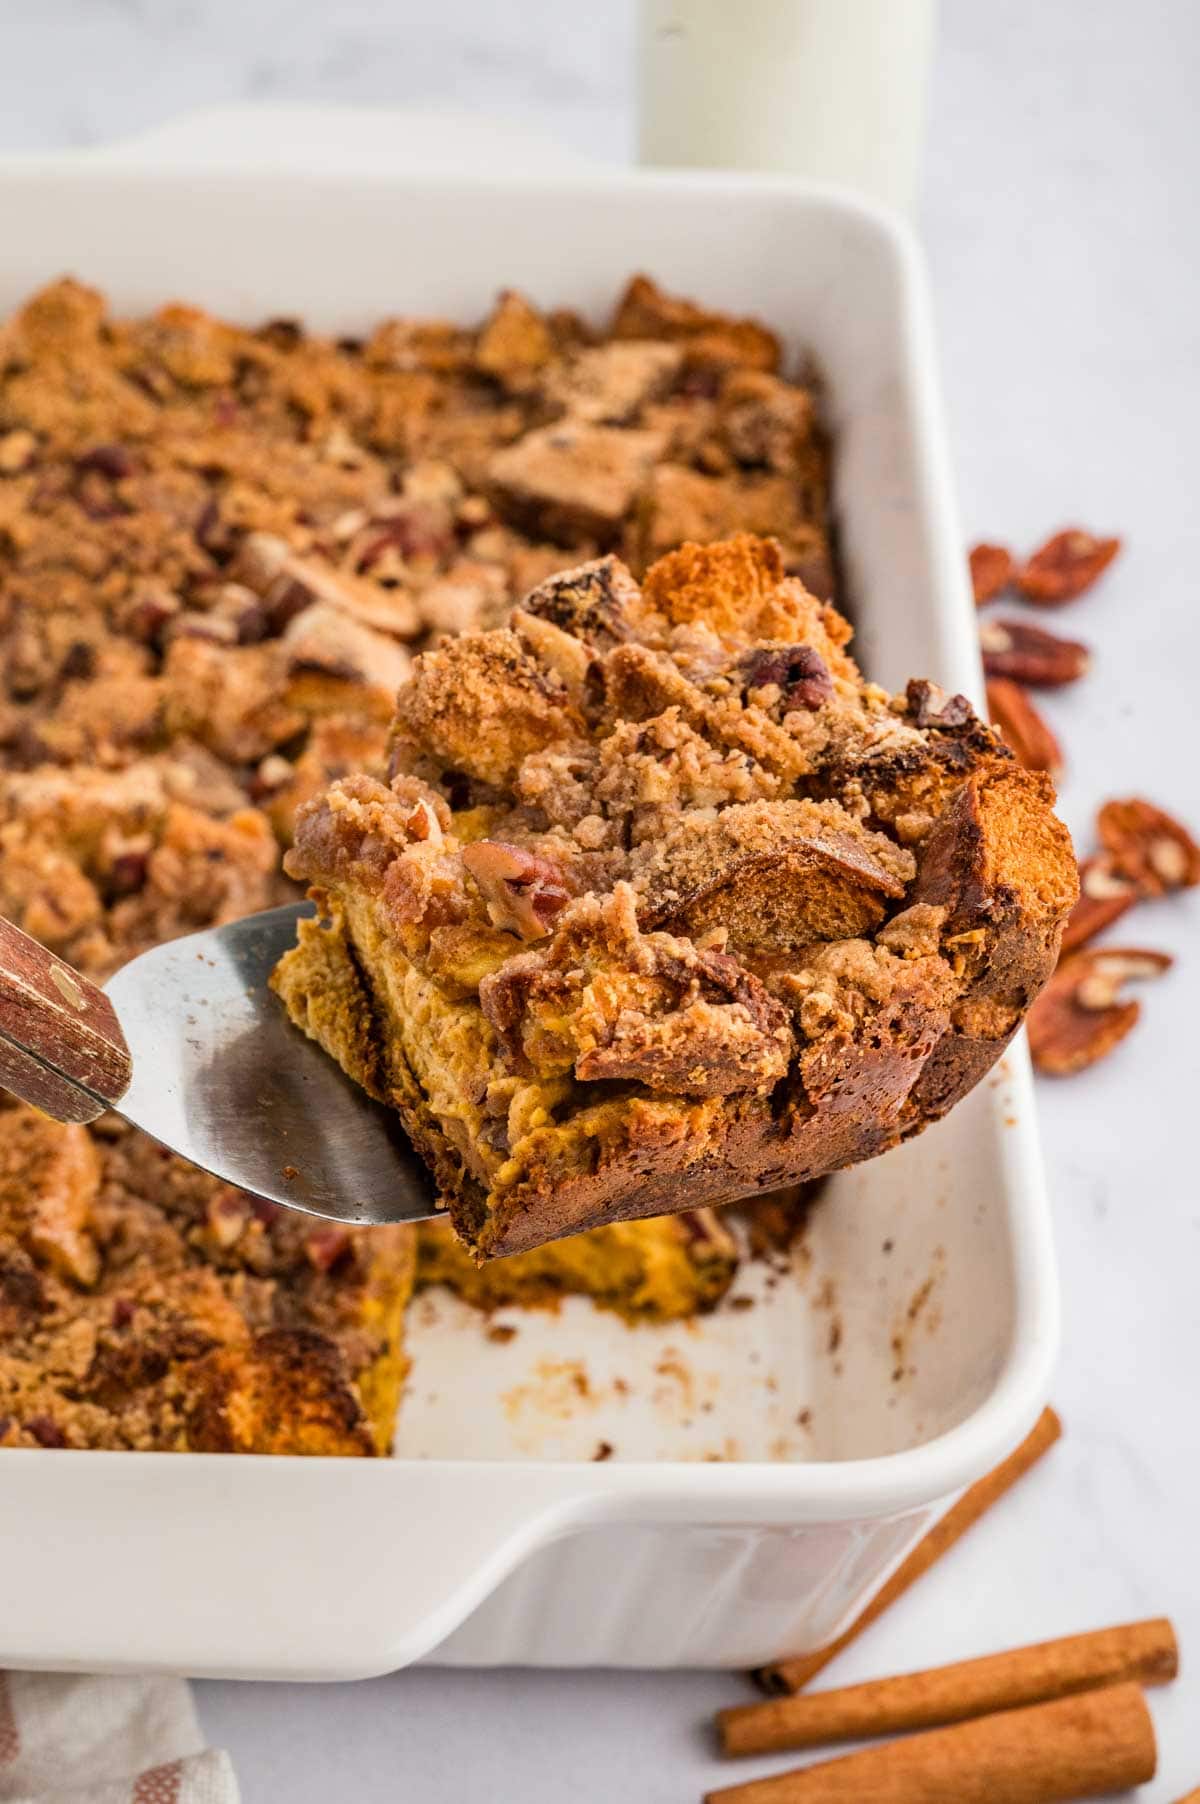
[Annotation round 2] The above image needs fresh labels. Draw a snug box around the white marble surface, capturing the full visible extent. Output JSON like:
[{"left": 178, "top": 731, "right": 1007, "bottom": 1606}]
[{"left": 7, "top": 3, "right": 1200, "bottom": 1797}]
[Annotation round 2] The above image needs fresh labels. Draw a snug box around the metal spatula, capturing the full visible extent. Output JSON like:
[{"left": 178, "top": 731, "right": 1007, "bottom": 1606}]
[{"left": 0, "top": 904, "right": 440, "bottom": 1226}]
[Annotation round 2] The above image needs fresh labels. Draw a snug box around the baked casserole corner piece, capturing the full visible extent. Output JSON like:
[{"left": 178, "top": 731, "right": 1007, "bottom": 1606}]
[
  {"left": 0, "top": 1101, "right": 415, "bottom": 1454},
  {"left": 274, "top": 533, "right": 1078, "bottom": 1260}
]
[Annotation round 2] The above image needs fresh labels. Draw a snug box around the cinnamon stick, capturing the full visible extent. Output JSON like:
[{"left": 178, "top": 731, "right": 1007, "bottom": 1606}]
[
  {"left": 754, "top": 1406, "right": 1061, "bottom": 1694},
  {"left": 721, "top": 1618, "right": 1176, "bottom": 1755},
  {"left": 705, "top": 1682, "right": 1156, "bottom": 1804}
]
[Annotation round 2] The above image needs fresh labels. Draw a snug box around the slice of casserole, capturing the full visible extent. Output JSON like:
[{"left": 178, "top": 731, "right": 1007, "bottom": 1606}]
[{"left": 274, "top": 534, "right": 1078, "bottom": 1260}]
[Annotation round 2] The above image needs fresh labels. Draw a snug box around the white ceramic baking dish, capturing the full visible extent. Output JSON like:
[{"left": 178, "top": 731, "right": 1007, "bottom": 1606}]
[{"left": 0, "top": 150, "right": 1059, "bottom": 1680}]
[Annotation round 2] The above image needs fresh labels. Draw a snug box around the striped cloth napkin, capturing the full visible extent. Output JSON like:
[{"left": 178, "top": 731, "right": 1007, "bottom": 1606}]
[{"left": 0, "top": 1674, "right": 237, "bottom": 1804}]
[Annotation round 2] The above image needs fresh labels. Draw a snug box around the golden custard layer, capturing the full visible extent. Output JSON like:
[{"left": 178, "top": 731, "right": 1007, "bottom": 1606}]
[
  {"left": 416, "top": 1215, "right": 736, "bottom": 1320},
  {"left": 276, "top": 535, "right": 1078, "bottom": 1261},
  {"left": 272, "top": 907, "right": 741, "bottom": 1317}
]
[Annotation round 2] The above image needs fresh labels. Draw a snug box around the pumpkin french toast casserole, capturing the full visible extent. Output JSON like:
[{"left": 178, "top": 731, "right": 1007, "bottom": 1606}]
[
  {"left": 0, "top": 273, "right": 833, "bottom": 1450},
  {"left": 275, "top": 534, "right": 1078, "bottom": 1262}
]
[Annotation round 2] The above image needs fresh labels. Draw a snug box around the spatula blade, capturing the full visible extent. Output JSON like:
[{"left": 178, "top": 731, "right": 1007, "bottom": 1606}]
[{"left": 104, "top": 902, "right": 441, "bottom": 1226}]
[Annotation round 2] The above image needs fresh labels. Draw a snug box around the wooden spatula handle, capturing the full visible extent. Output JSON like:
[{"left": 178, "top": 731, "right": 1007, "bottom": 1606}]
[{"left": 0, "top": 917, "right": 132, "bottom": 1124}]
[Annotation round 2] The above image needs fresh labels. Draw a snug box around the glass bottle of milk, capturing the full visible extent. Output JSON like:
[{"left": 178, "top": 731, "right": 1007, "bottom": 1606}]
[{"left": 636, "top": 0, "right": 937, "bottom": 217}]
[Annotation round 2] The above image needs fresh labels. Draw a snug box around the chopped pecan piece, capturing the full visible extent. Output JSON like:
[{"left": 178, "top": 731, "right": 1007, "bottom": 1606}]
[
  {"left": 348, "top": 504, "right": 453, "bottom": 576},
  {"left": 167, "top": 610, "right": 239, "bottom": 648},
  {"left": 906, "top": 678, "right": 976, "bottom": 731},
  {"left": 304, "top": 1226, "right": 353, "bottom": 1273},
  {"left": 968, "top": 542, "right": 1015, "bottom": 606},
  {"left": 737, "top": 644, "right": 834, "bottom": 712},
  {"left": 1028, "top": 947, "right": 1173, "bottom": 1075},
  {"left": 26, "top": 1416, "right": 68, "bottom": 1448},
  {"left": 463, "top": 839, "right": 574, "bottom": 941},
  {"left": 520, "top": 556, "right": 645, "bottom": 649},
  {"left": 1097, "top": 797, "right": 1200, "bottom": 895},
  {"left": 985, "top": 678, "right": 1062, "bottom": 775},
  {"left": 980, "top": 619, "right": 1090, "bottom": 687},
  {"left": 107, "top": 844, "right": 151, "bottom": 896},
  {"left": 233, "top": 532, "right": 421, "bottom": 640},
  {"left": 75, "top": 443, "right": 136, "bottom": 481},
  {"left": 1060, "top": 855, "right": 1138, "bottom": 954},
  {"left": 1016, "top": 528, "right": 1121, "bottom": 603},
  {"left": 281, "top": 603, "right": 412, "bottom": 697}
]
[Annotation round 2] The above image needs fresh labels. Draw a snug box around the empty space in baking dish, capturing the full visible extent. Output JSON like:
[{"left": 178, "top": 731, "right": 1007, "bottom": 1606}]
[{"left": 396, "top": 1061, "right": 1022, "bottom": 1465}]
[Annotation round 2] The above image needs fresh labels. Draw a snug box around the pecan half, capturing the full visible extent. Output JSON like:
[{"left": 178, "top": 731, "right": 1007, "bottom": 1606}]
[
  {"left": 980, "top": 618, "right": 1090, "bottom": 687},
  {"left": 985, "top": 678, "right": 1062, "bottom": 775},
  {"left": 1060, "top": 855, "right": 1137, "bottom": 954},
  {"left": 520, "top": 555, "right": 644, "bottom": 649},
  {"left": 1016, "top": 528, "right": 1121, "bottom": 604},
  {"left": 969, "top": 542, "right": 1014, "bottom": 606},
  {"left": 1097, "top": 797, "right": 1200, "bottom": 895},
  {"left": 738, "top": 644, "right": 834, "bottom": 712},
  {"left": 463, "top": 840, "right": 573, "bottom": 941},
  {"left": 1028, "top": 946, "right": 1173, "bottom": 1075},
  {"left": 906, "top": 678, "right": 975, "bottom": 731}
]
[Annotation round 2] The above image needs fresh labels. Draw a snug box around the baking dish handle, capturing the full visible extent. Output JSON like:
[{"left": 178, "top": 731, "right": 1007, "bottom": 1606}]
[{"left": 330, "top": 1466, "right": 601, "bottom": 1674}]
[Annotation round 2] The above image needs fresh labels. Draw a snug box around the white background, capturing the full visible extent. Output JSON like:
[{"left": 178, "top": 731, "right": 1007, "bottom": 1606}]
[{"left": 4, "top": 3, "right": 1200, "bottom": 1798}]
